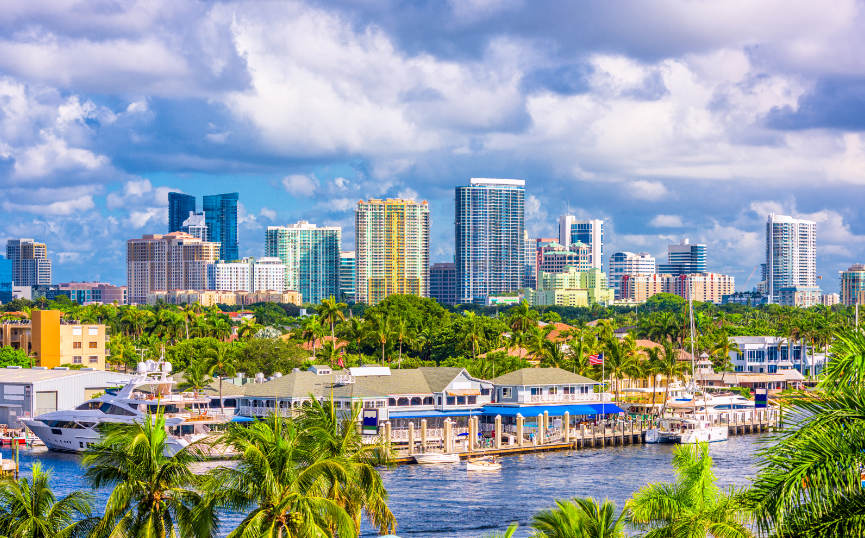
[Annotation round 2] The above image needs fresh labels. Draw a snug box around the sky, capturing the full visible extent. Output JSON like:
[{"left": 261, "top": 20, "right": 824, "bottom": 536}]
[{"left": 2, "top": 0, "right": 865, "bottom": 292}]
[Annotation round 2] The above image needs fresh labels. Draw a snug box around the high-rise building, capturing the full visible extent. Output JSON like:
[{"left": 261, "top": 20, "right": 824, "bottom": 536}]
[
  {"left": 339, "top": 251, "right": 356, "bottom": 303},
  {"left": 168, "top": 192, "right": 196, "bottom": 233},
  {"left": 180, "top": 212, "right": 208, "bottom": 241},
  {"left": 455, "top": 178, "right": 525, "bottom": 304},
  {"left": 608, "top": 251, "right": 656, "bottom": 299},
  {"left": 356, "top": 199, "right": 430, "bottom": 305},
  {"left": 126, "top": 232, "right": 220, "bottom": 304},
  {"left": 523, "top": 231, "right": 537, "bottom": 288},
  {"left": 430, "top": 262, "right": 457, "bottom": 305},
  {"left": 207, "top": 257, "right": 285, "bottom": 292},
  {"left": 528, "top": 267, "right": 614, "bottom": 307},
  {"left": 658, "top": 239, "right": 707, "bottom": 275},
  {"left": 766, "top": 214, "right": 817, "bottom": 303},
  {"left": 203, "top": 192, "right": 239, "bottom": 261},
  {"left": 265, "top": 221, "right": 341, "bottom": 304},
  {"left": 6, "top": 239, "right": 52, "bottom": 287},
  {"left": 0, "top": 257, "right": 12, "bottom": 303},
  {"left": 558, "top": 217, "right": 604, "bottom": 270},
  {"left": 841, "top": 264, "right": 865, "bottom": 306},
  {"left": 537, "top": 241, "right": 592, "bottom": 274}
]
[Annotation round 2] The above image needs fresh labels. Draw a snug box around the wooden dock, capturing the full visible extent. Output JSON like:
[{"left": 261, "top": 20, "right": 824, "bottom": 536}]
[{"left": 388, "top": 409, "right": 780, "bottom": 464}]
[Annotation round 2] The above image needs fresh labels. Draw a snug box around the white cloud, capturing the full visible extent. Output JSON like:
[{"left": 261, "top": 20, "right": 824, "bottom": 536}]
[
  {"left": 2, "top": 194, "right": 94, "bottom": 216},
  {"left": 397, "top": 187, "right": 418, "bottom": 200},
  {"left": 281, "top": 174, "right": 318, "bottom": 197},
  {"left": 259, "top": 207, "right": 276, "bottom": 220},
  {"left": 628, "top": 180, "right": 669, "bottom": 201},
  {"left": 649, "top": 214, "right": 684, "bottom": 227}
]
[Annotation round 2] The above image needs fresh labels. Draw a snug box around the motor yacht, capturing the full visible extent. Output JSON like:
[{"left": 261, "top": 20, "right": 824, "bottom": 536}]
[
  {"left": 23, "top": 359, "right": 231, "bottom": 455},
  {"left": 645, "top": 417, "right": 728, "bottom": 444}
]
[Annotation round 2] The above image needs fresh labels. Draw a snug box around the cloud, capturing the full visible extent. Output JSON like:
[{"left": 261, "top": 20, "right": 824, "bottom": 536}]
[
  {"left": 259, "top": 207, "right": 276, "bottom": 220},
  {"left": 281, "top": 174, "right": 318, "bottom": 197},
  {"left": 649, "top": 214, "right": 684, "bottom": 227},
  {"left": 628, "top": 180, "right": 669, "bottom": 201}
]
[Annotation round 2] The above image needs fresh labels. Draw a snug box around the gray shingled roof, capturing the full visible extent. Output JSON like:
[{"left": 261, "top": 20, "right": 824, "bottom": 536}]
[
  {"left": 491, "top": 367, "right": 598, "bottom": 386},
  {"left": 242, "top": 367, "right": 472, "bottom": 399}
]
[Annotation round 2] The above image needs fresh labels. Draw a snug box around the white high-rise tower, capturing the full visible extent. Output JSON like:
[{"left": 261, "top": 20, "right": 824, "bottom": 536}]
[
  {"left": 766, "top": 214, "right": 817, "bottom": 304},
  {"left": 558, "top": 217, "right": 603, "bottom": 270}
]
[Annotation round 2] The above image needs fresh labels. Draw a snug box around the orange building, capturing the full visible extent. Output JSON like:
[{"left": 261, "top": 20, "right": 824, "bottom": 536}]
[{"left": 0, "top": 310, "right": 108, "bottom": 369}]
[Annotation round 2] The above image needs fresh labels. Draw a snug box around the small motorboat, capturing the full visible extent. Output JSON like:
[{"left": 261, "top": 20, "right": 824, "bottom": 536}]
[
  {"left": 466, "top": 457, "right": 501, "bottom": 471},
  {"left": 413, "top": 453, "right": 460, "bottom": 464}
]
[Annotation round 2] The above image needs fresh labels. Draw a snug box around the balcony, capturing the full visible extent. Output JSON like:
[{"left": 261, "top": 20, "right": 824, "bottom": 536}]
[{"left": 525, "top": 393, "right": 595, "bottom": 403}]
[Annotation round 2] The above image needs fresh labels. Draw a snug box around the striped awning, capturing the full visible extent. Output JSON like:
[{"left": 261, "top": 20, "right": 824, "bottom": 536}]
[{"left": 447, "top": 389, "right": 481, "bottom": 396}]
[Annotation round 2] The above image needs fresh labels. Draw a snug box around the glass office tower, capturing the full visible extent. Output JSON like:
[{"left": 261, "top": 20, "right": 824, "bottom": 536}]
[
  {"left": 203, "top": 192, "right": 239, "bottom": 261},
  {"left": 168, "top": 192, "right": 196, "bottom": 233}
]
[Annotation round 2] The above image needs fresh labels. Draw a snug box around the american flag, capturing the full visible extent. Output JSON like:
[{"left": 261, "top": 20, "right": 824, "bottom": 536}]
[{"left": 588, "top": 353, "right": 604, "bottom": 365}]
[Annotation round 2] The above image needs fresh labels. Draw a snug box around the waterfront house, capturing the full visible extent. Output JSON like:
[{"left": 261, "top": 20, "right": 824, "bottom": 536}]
[
  {"left": 491, "top": 367, "right": 598, "bottom": 405},
  {"left": 728, "top": 336, "right": 826, "bottom": 375}
]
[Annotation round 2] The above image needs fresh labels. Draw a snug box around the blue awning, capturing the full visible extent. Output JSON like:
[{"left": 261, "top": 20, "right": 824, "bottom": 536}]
[
  {"left": 387, "top": 409, "right": 485, "bottom": 420},
  {"left": 587, "top": 403, "right": 625, "bottom": 415},
  {"left": 481, "top": 404, "right": 600, "bottom": 417}
]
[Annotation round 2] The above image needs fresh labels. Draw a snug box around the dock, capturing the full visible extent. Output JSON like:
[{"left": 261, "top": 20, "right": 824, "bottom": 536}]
[{"left": 386, "top": 408, "right": 780, "bottom": 463}]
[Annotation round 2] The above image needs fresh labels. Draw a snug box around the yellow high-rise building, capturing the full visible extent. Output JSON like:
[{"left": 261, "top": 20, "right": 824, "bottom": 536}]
[{"left": 355, "top": 199, "right": 430, "bottom": 305}]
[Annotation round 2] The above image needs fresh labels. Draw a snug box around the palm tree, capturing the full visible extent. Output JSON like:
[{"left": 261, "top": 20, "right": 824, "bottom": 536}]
[
  {"left": 206, "top": 415, "right": 356, "bottom": 537},
  {"left": 0, "top": 461, "right": 96, "bottom": 538},
  {"left": 541, "top": 339, "right": 567, "bottom": 369},
  {"left": 531, "top": 497, "right": 626, "bottom": 538},
  {"left": 317, "top": 340, "right": 341, "bottom": 367},
  {"left": 179, "top": 359, "right": 213, "bottom": 397},
  {"left": 710, "top": 334, "right": 740, "bottom": 383},
  {"left": 629, "top": 443, "right": 752, "bottom": 538},
  {"left": 601, "top": 336, "right": 637, "bottom": 403},
  {"left": 301, "top": 315, "right": 324, "bottom": 356},
  {"left": 83, "top": 413, "right": 214, "bottom": 538},
  {"left": 368, "top": 312, "right": 392, "bottom": 364},
  {"left": 461, "top": 311, "right": 485, "bottom": 361},
  {"left": 208, "top": 342, "right": 237, "bottom": 416},
  {"left": 297, "top": 399, "right": 395, "bottom": 534},
  {"left": 641, "top": 347, "right": 664, "bottom": 414},
  {"left": 236, "top": 319, "right": 262, "bottom": 341},
  {"left": 318, "top": 296, "right": 347, "bottom": 345},
  {"left": 747, "top": 328, "right": 865, "bottom": 537},
  {"left": 393, "top": 316, "right": 412, "bottom": 368}
]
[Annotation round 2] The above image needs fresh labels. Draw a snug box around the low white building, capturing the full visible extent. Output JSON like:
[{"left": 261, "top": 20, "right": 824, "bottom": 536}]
[
  {"left": 0, "top": 367, "right": 131, "bottom": 426},
  {"left": 729, "top": 336, "right": 827, "bottom": 375},
  {"left": 207, "top": 257, "right": 286, "bottom": 292}
]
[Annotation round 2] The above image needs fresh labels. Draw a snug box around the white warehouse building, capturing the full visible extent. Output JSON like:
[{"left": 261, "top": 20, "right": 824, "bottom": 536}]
[{"left": 0, "top": 367, "right": 131, "bottom": 426}]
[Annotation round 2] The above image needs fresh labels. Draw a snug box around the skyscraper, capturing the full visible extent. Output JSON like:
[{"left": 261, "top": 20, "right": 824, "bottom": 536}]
[
  {"left": 339, "top": 251, "right": 356, "bottom": 303},
  {"left": 558, "top": 217, "right": 604, "bottom": 270},
  {"left": 6, "top": 239, "right": 52, "bottom": 286},
  {"left": 206, "top": 257, "right": 285, "bottom": 292},
  {"left": 608, "top": 251, "right": 656, "bottom": 299},
  {"left": 455, "top": 178, "right": 525, "bottom": 304},
  {"left": 766, "top": 214, "right": 817, "bottom": 303},
  {"left": 203, "top": 192, "right": 239, "bottom": 261},
  {"left": 180, "top": 212, "right": 208, "bottom": 241},
  {"left": 658, "top": 238, "right": 707, "bottom": 275},
  {"left": 127, "top": 232, "right": 220, "bottom": 304},
  {"left": 265, "top": 221, "right": 341, "bottom": 304},
  {"left": 0, "top": 257, "right": 11, "bottom": 303},
  {"left": 840, "top": 264, "right": 865, "bottom": 306},
  {"left": 356, "top": 199, "right": 430, "bottom": 305},
  {"left": 430, "top": 262, "right": 457, "bottom": 305},
  {"left": 168, "top": 192, "right": 196, "bottom": 233}
]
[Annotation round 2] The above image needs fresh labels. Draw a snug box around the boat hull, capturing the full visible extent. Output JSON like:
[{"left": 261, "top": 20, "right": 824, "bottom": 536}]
[
  {"left": 23, "top": 420, "right": 187, "bottom": 455},
  {"left": 414, "top": 453, "right": 460, "bottom": 464},
  {"left": 645, "top": 428, "right": 680, "bottom": 444},
  {"left": 466, "top": 461, "right": 502, "bottom": 471},
  {"left": 680, "top": 426, "right": 728, "bottom": 444}
]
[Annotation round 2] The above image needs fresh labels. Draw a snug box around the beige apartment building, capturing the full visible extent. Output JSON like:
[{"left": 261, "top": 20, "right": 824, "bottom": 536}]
[
  {"left": 147, "top": 289, "right": 301, "bottom": 307},
  {"left": 127, "top": 232, "right": 220, "bottom": 304},
  {"left": 621, "top": 272, "right": 734, "bottom": 304},
  {"left": 0, "top": 310, "right": 108, "bottom": 369}
]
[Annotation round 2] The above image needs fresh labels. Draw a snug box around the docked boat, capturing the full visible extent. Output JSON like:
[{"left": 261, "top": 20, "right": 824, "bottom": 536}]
[
  {"left": 413, "top": 453, "right": 460, "bottom": 464},
  {"left": 23, "top": 358, "right": 231, "bottom": 456},
  {"left": 645, "top": 418, "right": 728, "bottom": 444},
  {"left": 466, "top": 457, "right": 502, "bottom": 471}
]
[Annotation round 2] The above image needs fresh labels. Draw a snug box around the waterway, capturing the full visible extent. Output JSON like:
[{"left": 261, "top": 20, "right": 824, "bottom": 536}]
[{"left": 1, "top": 434, "right": 768, "bottom": 537}]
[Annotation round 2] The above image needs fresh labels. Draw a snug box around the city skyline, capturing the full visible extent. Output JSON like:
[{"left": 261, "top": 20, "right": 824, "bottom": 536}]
[{"left": 1, "top": 2, "right": 865, "bottom": 291}]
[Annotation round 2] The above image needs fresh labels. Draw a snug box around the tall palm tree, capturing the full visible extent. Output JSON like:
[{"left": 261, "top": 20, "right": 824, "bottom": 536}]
[
  {"left": 179, "top": 359, "right": 213, "bottom": 397},
  {"left": 531, "top": 497, "right": 626, "bottom": 538},
  {"left": 368, "top": 312, "right": 392, "bottom": 364},
  {"left": 317, "top": 340, "right": 341, "bottom": 367},
  {"left": 747, "top": 328, "right": 865, "bottom": 537},
  {"left": 301, "top": 315, "right": 324, "bottom": 356},
  {"left": 641, "top": 347, "right": 664, "bottom": 414},
  {"left": 710, "top": 334, "right": 740, "bottom": 382},
  {"left": 317, "top": 296, "right": 347, "bottom": 345},
  {"left": 629, "top": 443, "right": 752, "bottom": 538},
  {"left": 208, "top": 342, "right": 237, "bottom": 415},
  {"left": 393, "top": 316, "right": 412, "bottom": 368},
  {"left": 601, "top": 336, "right": 637, "bottom": 403},
  {"left": 83, "top": 413, "right": 214, "bottom": 538},
  {"left": 0, "top": 462, "right": 96, "bottom": 538},
  {"left": 461, "top": 311, "right": 484, "bottom": 361},
  {"left": 206, "top": 415, "right": 356, "bottom": 538},
  {"left": 297, "top": 399, "right": 395, "bottom": 534}
]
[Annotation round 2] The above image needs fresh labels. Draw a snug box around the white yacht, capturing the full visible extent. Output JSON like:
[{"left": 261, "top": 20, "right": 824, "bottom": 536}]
[
  {"left": 646, "top": 418, "right": 728, "bottom": 444},
  {"left": 23, "top": 359, "right": 230, "bottom": 455}
]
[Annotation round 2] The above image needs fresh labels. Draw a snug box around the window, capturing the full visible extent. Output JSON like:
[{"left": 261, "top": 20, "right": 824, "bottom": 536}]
[
  {"left": 457, "top": 396, "right": 466, "bottom": 405},
  {"left": 73, "top": 342, "right": 82, "bottom": 349},
  {"left": 88, "top": 356, "right": 98, "bottom": 363},
  {"left": 501, "top": 387, "right": 512, "bottom": 399},
  {"left": 467, "top": 396, "right": 477, "bottom": 405},
  {"left": 73, "top": 356, "right": 82, "bottom": 364},
  {"left": 89, "top": 342, "right": 98, "bottom": 349},
  {"left": 530, "top": 387, "right": 541, "bottom": 396},
  {"left": 410, "top": 397, "right": 422, "bottom": 406},
  {"left": 548, "top": 386, "right": 557, "bottom": 395},
  {"left": 72, "top": 327, "right": 82, "bottom": 336},
  {"left": 88, "top": 327, "right": 98, "bottom": 336},
  {"left": 446, "top": 396, "right": 455, "bottom": 405},
  {"left": 423, "top": 396, "right": 433, "bottom": 405},
  {"left": 480, "top": 388, "right": 490, "bottom": 395},
  {"left": 388, "top": 398, "right": 396, "bottom": 406},
  {"left": 397, "top": 397, "right": 409, "bottom": 406}
]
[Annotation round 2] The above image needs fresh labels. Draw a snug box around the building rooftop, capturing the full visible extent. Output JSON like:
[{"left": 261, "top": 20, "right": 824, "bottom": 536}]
[
  {"left": 0, "top": 367, "right": 128, "bottom": 383},
  {"left": 491, "top": 367, "right": 597, "bottom": 386}
]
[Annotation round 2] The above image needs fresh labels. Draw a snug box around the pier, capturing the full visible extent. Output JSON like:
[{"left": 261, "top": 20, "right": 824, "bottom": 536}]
[{"left": 384, "top": 408, "right": 781, "bottom": 463}]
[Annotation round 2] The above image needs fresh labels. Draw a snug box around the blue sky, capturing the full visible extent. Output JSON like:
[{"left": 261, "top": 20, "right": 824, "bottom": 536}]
[{"left": 2, "top": 0, "right": 865, "bottom": 292}]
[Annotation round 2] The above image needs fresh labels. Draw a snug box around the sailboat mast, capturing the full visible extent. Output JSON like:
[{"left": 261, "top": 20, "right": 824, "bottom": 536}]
[{"left": 688, "top": 279, "right": 699, "bottom": 417}]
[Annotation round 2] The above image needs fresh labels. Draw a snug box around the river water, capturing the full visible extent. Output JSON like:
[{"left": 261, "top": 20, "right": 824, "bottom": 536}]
[{"left": 1, "top": 434, "right": 768, "bottom": 537}]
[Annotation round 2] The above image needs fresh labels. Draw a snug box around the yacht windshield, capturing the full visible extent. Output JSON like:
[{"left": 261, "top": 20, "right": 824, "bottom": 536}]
[
  {"left": 76, "top": 401, "right": 102, "bottom": 410},
  {"left": 98, "top": 403, "right": 136, "bottom": 416}
]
